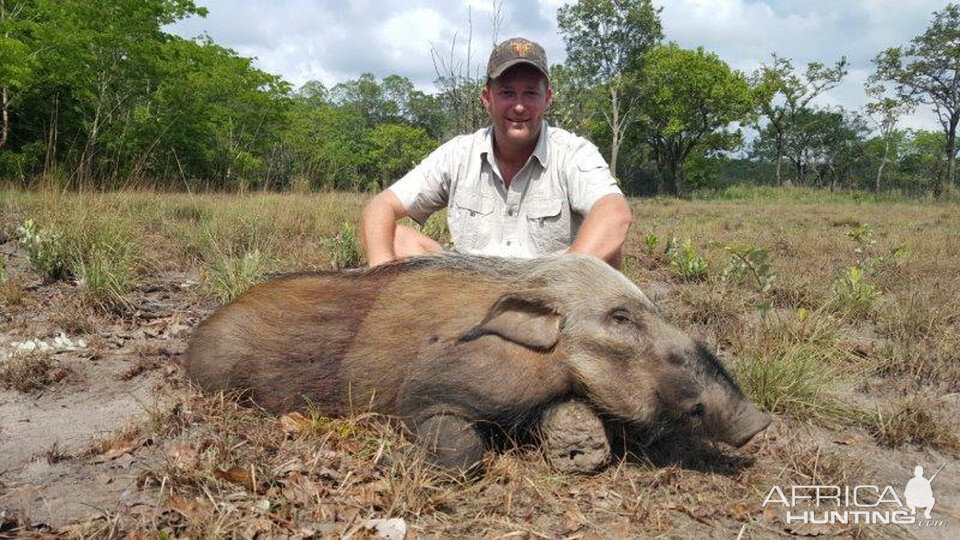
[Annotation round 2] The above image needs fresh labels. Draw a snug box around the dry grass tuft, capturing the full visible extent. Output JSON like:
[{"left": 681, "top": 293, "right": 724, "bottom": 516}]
[{"left": 0, "top": 351, "right": 72, "bottom": 392}]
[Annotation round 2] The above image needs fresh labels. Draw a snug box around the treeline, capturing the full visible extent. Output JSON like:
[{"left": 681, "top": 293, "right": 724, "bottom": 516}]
[{"left": 1, "top": 0, "right": 959, "bottom": 196}]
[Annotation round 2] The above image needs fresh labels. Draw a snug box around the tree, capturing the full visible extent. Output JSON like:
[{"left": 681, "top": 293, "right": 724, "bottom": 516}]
[
  {"left": 557, "top": 0, "right": 662, "bottom": 177},
  {"left": 874, "top": 3, "right": 960, "bottom": 195},
  {"left": 638, "top": 44, "right": 757, "bottom": 195},
  {"left": 751, "top": 54, "right": 848, "bottom": 185},
  {"left": 367, "top": 123, "right": 437, "bottom": 190},
  {"left": 863, "top": 82, "right": 914, "bottom": 191},
  {"left": 0, "top": 0, "right": 38, "bottom": 151}
]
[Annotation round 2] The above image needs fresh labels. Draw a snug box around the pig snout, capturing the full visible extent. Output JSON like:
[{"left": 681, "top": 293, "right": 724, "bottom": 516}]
[
  {"left": 719, "top": 403, "right": 772, "bottom": 447},
  {"left": 657, "top": 342, "right": 772, "bottom": 448}
]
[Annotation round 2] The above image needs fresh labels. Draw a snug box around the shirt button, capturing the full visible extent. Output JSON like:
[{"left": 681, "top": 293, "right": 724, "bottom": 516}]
[
  {"left": 507, "top": 209, "right": 514, "bottom": 216},
  {"left": 506, "top": 241, "right": 512, "bottom": 246}
]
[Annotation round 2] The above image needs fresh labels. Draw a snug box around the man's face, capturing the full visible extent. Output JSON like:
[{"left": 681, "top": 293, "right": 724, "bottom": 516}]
[{"left": 482, "top": 65, "right": 553, "bottom": 153}]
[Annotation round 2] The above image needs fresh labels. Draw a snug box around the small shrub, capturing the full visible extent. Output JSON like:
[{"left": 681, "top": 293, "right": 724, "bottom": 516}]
[
  {"left": 0, "top": 352, "right": 71, "bottom": 392},
  {"left": 643, "top": 233, "right": 658, "bottom": 255},
  {"left": 831, "top": 266, "right": 881, "bottom": 317},
  {"left": 205, "top": 249, "right": 268, "bottom": 303},
  {"left": 667, "top": 238, "right": 708, "bottom": 280},
  {"left": 170, "top": 203, "right": 208, "bottom": 222},
  {"left": 16, "top": 219, "right": 70, "bottom": 280},
  {"left": 723, "top": 244, "right": 775, "bottom": 293},
  {"left": 325, "top": 222, "right": 364, "bottom": 270},
  {"left": 0, "top": 280, "right": 23, "bottom": 306}
]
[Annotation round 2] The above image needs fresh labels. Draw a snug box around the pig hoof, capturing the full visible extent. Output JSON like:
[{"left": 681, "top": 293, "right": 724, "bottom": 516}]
[
  {"left": 414, "top": 413, "right": 485, "bottom": 474},
  {"left": 539, "top": 401, "right": 610, "bottom": 473}
]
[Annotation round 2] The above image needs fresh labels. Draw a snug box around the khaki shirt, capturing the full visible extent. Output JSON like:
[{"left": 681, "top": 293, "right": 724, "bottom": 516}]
[{"left": 389, "top": 122, "right": 622, "bottom": 257}]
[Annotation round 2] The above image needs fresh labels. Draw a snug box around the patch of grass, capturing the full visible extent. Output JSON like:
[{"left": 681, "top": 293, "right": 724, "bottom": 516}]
[
  {"left": 0, "top": 279, "right": 23, "bottom": 306},
  {"left": 204, "top": 249, "right": 268, "bottom": 303},
  {"left": 75, "top": 241, "right": 139, "bottom": 311},
  {"left": 868, "top": 395, "right": 960, "bottom": 452},
  {"left": 734, "top": 346, "right": 845, "bottom": 422},
  {"left": 0, "top": 351, "right": 72, "bottom": 392},
  {"left": 420, "top": 209, "right": 450, "bottom": 245},
  {"left": 325, "top": 222, "right": 364, "bottom": 269}
]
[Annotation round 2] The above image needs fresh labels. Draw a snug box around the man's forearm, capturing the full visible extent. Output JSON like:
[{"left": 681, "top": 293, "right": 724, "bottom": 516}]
[
  {"left": 568, "top": 194, "right": 633, "bottom": 266},
  {"left": 360, "top": 193, "right": 401, "bottom": 266}
]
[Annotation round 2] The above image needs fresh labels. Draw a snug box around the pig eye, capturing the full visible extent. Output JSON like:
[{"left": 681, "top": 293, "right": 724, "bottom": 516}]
[{"left": 610, "top": 309, "right": 633, "bottom": 325}]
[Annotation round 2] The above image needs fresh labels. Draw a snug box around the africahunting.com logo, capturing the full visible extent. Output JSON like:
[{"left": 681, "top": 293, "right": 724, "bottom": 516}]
[{"left": 763, "top": 464, "right": 947, "bottom": 527}]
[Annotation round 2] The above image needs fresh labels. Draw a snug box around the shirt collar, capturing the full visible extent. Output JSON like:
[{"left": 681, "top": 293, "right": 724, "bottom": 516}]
[{"left": 480, "top": 120, "right": 550, "bottom": 168}]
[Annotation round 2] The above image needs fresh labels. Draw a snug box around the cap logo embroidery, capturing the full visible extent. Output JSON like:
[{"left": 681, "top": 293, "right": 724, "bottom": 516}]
[{"left": 512, "top": 41, "right": 532, "bottom": 57}]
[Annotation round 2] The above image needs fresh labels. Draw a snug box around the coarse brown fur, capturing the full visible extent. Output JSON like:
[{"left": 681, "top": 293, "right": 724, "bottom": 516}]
[{"left": 186, "top": 253, "right": 771, "bottom": 469}]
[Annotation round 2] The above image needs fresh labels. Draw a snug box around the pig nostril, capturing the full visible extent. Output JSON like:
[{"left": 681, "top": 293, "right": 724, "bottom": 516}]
[{"left": 690, "top": 403, "right": 705, "bottom": 418}]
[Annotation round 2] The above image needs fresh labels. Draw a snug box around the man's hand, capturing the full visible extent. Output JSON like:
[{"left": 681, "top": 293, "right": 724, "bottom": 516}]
[
  {"left": 360, "top": 190, "right": 408, "bottom": 267},
  {"left": 567, "top": 194, "right": 632, "bottom": 269}
]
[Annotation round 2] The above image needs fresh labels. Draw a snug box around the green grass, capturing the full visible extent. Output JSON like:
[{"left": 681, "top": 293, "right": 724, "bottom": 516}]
[{"left": 204, "top": 249, "right": 269, "bottom": 303}]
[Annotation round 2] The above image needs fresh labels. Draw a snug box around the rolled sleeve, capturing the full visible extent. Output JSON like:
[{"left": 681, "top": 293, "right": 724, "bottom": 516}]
[
  {"left": 565, "top": 139, "right": 623, "bottom": 215},
  {"left": 388, "top": 144, "right": 452, "bottom": 225}
]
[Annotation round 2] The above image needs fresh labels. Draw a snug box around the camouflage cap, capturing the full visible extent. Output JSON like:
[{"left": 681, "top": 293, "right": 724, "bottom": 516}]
[{"left": 487, "top": 37, "right": 549, "bottom": 80}]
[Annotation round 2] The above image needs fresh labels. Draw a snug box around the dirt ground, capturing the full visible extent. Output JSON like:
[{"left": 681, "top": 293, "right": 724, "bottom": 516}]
[{"left": 1, "top": 194, "right": 959, "bottom": 539}]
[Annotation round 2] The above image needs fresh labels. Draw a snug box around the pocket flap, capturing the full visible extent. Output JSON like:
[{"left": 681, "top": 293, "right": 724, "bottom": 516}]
[
  {"left": 525, "top": 197, "right": 563, "bottom": 219},
  {"left": 453, "top": 195, "right": 495, "bottom": 215}
]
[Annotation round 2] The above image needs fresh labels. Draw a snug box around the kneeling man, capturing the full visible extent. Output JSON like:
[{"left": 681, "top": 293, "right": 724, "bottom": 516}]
[{"left": 360, "top": 37, "right": 632, "bottom": 268}]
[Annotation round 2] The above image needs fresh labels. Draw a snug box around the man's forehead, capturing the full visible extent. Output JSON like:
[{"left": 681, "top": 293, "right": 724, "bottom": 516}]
[{"left": 491, "top": 66, "right": 549, "bottom": 89}]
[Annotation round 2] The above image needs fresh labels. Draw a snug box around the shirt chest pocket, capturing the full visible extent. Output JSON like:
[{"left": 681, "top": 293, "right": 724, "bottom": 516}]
[
  {"left": 449, "top": 194, "right": 495, "bottom": 251},
  {"left": 525, "top": 197, "right": 571, "bottom": 254}
]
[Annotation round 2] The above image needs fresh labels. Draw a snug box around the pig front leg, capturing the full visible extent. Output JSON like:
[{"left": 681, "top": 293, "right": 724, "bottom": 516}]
[
  {"left": 411, "top": 411, "right": 485, "bottom": 473},
  {"left": 538, "top": 400, "right": 611, "bottom": 473}
]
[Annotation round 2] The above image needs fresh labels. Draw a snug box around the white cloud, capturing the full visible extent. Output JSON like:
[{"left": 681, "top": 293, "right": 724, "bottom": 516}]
[{"left": 167, "top": 0, "right": 947, "bottom": 131}]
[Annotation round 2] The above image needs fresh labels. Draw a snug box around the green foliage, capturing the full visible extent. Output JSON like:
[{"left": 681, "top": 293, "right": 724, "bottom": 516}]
[
  {"left": 723, "top": 245, "right": 775, "bottom": 292},
  {"left": 640, "top": 44, "right": 758, "bottom": 195},
  {"left": 367, "top": 124, "right": 437, "bottom": 191},
  {"left": 16, "top": 219, "right": 69, "bottom": 280},
  {"left": 642, "top": 232, "right": 658, "bottom": 254},
  {"left": 205, "top": 249, "right": 268, "bottom": 304},
  {"left": 667, "top": 238, "right": 708, "bottom": 280},
  {"left": 873, "top": 3, "right": 960, "bottom": 195},
  {"left": 831, "top": 266, "right": 881, "bottom": 317},
  {"left": 75, "top": 242, "right": 138, "bottom": 311},
  {"left": 735, "top": 346, "right": 841, "bottom": 421},
  {"left": 325, "top": 222, "right": 364, "bottom": 270},
  {"left": 420, "top": 209, "right": 450, "bottom": 245}
]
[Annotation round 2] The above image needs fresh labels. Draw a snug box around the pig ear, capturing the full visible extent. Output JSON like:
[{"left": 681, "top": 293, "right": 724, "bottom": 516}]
[{"left": 458, "top": 292, "right": 564, "bottom": 351}]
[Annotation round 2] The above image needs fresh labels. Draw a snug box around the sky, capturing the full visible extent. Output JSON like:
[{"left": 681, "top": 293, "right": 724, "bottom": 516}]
[{"left": 166, "top": 0, "right": 949, "bottom": 132}]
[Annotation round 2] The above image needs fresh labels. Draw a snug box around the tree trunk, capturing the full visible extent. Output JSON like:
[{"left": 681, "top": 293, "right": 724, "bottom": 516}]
[
  {"left": 609, "top": 84, "right": 619, "bottom": 177},
  {"left": 945, "top": 119, "right": 957, "bottom": 196},
  {"left": 876, "top": 136, "right": 889, "bottom": 192},
  {"left": 0, "top": 87, "right": 8, "bottom": 149},
  {"left": 774, "top": 134, "right": 783, "bottom": 186}
]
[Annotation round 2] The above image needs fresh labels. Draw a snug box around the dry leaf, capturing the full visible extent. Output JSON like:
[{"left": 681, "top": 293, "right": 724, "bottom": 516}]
[
  {"left": 280, "top": 412, "right": 312, "bottom": 435},
  {"left": 167, "top": 443, "right": 199, "bottom": 470},
  {"left": 93, "top": 439, "right": 141, "bottom": 463},
  {"left": 214, "top": 466, "right": 264, "bottom": 494}
]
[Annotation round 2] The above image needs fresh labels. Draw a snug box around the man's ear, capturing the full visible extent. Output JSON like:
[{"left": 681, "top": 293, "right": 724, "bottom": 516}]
[
  {"left": 458, "top": 292, "right": 564, "bottom": 351},
  {"left": 481, "top": 85, "right": 492, "bottom": 113}
]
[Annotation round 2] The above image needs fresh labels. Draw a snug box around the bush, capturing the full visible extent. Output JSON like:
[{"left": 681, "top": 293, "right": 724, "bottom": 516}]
[
  {"left": 723, "top": 244, "right": 775, "bottom": 292},
  {"left": 831, "top": 266, "right": 881, "bottom": 317},
  {"left": 16, "top": 219, "right": 70, "bottom": 280},
  {"left": 667, "top": 238, "right": 708, "bottom": 280}
]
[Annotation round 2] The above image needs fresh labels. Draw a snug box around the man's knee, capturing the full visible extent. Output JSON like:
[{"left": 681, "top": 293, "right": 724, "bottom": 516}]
[{"left": 394, "top": 224, "right": 442, "bottom": 258}]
